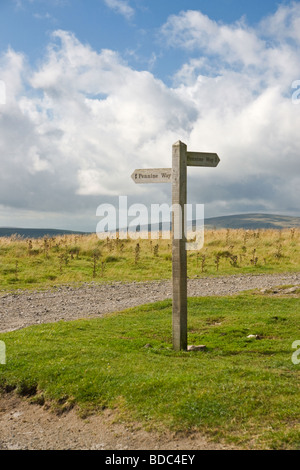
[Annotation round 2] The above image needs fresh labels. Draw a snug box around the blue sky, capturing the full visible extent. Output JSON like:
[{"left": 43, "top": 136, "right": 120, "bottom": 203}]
[
  {"left": 0, "top": 0, "right": 300, "bottom": 230},
  {"left": 0, "top": 0, "right": 286, "bottom": 83}
]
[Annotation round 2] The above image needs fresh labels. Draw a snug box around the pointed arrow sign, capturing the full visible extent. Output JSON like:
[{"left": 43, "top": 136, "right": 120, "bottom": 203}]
[
  {"left": 131, "top": 168, "right": 172, "bottom": 184},
  {"left": 187, "top": 152, "right": 220, "bottom": 167}
]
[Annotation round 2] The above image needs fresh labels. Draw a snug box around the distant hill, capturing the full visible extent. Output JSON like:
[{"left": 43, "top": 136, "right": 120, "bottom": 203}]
[
  {"left": 139, "top": 213, "right": 300, "bottom": 232},
  {"left": 204, "top": 213, "right": 300, "bottom": 230},
  {"left": 0, "top": 214, "right": 299, "bottom": 239},
  {"left": 0, "top": 227, "right": 91, "bottom": 239}
]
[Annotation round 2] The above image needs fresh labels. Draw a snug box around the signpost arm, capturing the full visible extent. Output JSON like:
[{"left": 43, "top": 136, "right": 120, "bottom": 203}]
[{"left": 172, "top": 141, "right": 188, "bottom": 351}]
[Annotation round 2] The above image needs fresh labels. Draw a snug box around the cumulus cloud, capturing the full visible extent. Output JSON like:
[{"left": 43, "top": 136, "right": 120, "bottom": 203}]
[
  {"left": 161, "top": 6, "right": 300, "bottom": 216},
  {"left": 1, "top": 4, "right": 300, "bottom": 230},
  {"left": 103, "top": 0, "right": 134, "bottom": 20},
  {"left": 0, "top": 29, "right": 194, "bottom": 229}
]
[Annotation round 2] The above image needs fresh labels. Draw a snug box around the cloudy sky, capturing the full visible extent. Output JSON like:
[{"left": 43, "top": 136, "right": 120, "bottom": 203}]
[{"left": 0, "top": 0, "right": 300, "bottom": 231}]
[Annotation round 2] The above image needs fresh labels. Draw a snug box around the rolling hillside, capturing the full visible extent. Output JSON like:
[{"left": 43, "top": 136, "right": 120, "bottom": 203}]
[
  {"left": 204, "top": 213, "right": 300, "bottom": 230},
  {"left": 0, "top": 213, "right": 299, "bottom": 238},
  {"left": 0, "top": 227, "right": 90, "bottom": 239}
]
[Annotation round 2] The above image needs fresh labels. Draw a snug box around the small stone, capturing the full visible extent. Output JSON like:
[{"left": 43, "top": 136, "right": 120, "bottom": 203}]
[
  {"left": 284, "top": 287, "right": 297, "bottom": 294},
  {"left": 144, "top": 344, "right": 153, "bottom": 349},
  {"left": 187, "top": 345, "right": 206, "bottom": 352}
]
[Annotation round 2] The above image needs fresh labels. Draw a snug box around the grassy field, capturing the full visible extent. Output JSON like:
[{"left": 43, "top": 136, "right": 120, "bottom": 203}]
[
  {"left": 0, "top": 293, "right": 300, "bottom": 449},
  {"left": 1, "top": 228, "right": 299, "bottom": 449},
  {"left": 0, "top": 227, "right": 299, "bottom": 290}
]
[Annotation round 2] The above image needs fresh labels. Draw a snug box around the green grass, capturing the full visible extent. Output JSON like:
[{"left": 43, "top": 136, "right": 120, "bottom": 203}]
[
  {"left": 0, "top": 228, "right": 300, "bottom": 291},
  {"left": 1, "top": 294, "right": 300, "bottom": 449}
]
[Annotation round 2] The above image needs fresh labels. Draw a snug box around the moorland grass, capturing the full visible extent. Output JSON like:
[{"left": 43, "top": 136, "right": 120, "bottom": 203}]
[
  {"left": 0, "top": 228, "right": 299, "bottom": 291},
  {"left": 0, "top": 294, "right": 300, "bottom": 449}
]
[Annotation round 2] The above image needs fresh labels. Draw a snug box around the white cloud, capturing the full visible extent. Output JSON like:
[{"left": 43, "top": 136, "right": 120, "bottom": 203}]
[
  {"left": 160, "top": 7, "right": 300, "bottom": 215},
  {"left": 160, "top": 10, "right": 265, "bottom": 67},
  {"left": 1, "top": 4, "right": 300, "bottom": 230},
  {"left": 0, "top": 29, "right": 194, "bottom": 223},
  {"left": 259, "top": 1, "right": 300, "bottom": 43},
  {"left": 12, "top": 0, "right": 68, "bottom": 10},
  {"left": 28, "top": 146, "right": 53, "bottom": 173},
  {"left": 103, "top": 0, "right": 134, "bottom": 20},
  {"left": 33, "top": 12, "right": 55, "bottom": 22}
]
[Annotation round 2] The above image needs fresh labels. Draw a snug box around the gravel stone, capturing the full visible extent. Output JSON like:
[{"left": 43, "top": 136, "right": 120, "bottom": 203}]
[{"left": 1, "top": 272, "right": 300, "bottom": 333}]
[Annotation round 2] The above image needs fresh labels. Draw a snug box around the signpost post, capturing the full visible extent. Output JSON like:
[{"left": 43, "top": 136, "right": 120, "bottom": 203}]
[
  {"left": 132, "top": 141, "right": 220, "bottom": 351},
  {"left": 172, "top": 141, "right": 188, "bottom": 351}
]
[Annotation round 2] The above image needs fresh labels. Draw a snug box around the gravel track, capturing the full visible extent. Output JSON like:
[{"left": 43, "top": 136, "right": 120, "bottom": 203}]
[{"left": 1, "top": 272, "right": 300, "bottom": 333}]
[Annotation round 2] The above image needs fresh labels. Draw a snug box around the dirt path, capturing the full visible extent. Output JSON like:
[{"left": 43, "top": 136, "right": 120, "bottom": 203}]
[
  {"left": 0, "top": 272, "right": 299, "bottom": 450},
  {"left": 1, "top": 272, "right": 300, "bottom": 333},
  {"left": 0, "top": 393, "right": 235, "bottom": 451}
]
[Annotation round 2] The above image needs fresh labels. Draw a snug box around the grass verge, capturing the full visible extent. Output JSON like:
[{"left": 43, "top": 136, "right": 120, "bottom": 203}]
[{"left": 0, "top": 294, "right": 300, "bottom": 449}]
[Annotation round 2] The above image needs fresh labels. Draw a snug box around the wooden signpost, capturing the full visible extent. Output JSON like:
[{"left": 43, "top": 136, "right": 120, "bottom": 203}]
[
  {"left": 132, "top": 141, "right": 220, "bottom": 351},
  {"left": 131, "top": 168, "right": 172, "bottom": 184},
  {"left": 187, "top": 152, "right": 220, "bottom": 168}
]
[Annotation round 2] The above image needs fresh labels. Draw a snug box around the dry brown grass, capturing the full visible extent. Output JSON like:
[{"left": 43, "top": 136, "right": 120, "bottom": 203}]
[{"left": 0, "top": 228, "right": 299, "bottom": 290}]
